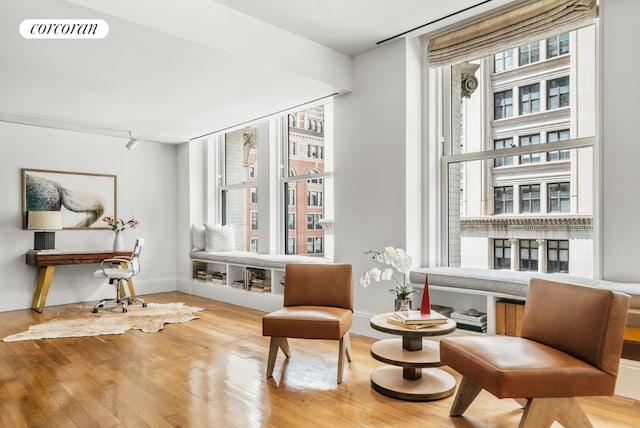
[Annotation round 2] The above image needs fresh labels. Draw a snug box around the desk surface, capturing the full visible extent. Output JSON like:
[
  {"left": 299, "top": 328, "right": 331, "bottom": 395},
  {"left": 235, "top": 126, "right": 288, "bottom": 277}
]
[{"left": 26, "top": 250, "right": 131, "bottom": 267}]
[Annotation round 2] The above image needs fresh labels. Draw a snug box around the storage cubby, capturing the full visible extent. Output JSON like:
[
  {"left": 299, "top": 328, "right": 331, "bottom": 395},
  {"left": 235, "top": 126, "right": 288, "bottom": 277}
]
[{"left": 190, "top": 258, "right": 286, "bottom": 296}]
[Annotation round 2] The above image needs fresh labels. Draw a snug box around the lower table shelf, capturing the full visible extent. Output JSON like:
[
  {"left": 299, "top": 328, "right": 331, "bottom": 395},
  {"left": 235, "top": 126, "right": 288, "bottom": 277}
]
[{"left": 370, "top": 366, "right": 456, "bottom": 401}]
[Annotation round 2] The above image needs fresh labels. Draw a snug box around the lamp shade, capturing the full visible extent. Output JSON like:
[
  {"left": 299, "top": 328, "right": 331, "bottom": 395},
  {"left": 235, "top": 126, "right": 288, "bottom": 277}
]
[{"left": 27, "top": 211, "right": 62, "bottom": 230}]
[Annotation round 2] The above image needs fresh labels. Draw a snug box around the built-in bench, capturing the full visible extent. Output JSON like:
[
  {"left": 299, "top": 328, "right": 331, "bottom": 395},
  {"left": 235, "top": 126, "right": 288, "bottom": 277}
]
[{"left": 409, "top": 267, "right": 640, "bottom": 309}]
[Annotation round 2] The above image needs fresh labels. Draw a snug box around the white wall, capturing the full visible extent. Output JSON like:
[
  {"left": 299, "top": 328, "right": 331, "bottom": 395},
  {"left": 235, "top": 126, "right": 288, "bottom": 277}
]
[
  {"left": 601, "top": 0, "right": 640, "bottom": 283},
  {"left": 334, "top": 38, "right": 423, "bottom": 333},
  {"left": 0, "top": 122, "right": 178, "bottom": 311}
]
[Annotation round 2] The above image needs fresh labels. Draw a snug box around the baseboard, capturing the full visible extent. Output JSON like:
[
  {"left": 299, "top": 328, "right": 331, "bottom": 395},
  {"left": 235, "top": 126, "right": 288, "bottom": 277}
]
[
  {"left": 616, "top": 358, "right": 640, "bottom": 400},
  {"left": 177, "top": 278, "right": 283, "bottom": 313}
]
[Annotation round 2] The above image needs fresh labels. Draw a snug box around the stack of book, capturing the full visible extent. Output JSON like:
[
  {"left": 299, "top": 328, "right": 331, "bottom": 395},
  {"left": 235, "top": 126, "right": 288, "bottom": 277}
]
[
  {"left": 209, "top": 271, "right": 227, "bottom": 285},
  {"left": 231, "top": 279, "right": 246, "bottom": 290},
  {"left": 249, "top": 277, "right": 272, "bottom": 293},
  {"left": 387, "top": 310, "right": 449, "bottom": 329},
  {"left": 247, "top": 268, "right": 271, "bottom": 293},
  {"left": 451, "top": 309, "right": 487, "bottom": 333}
]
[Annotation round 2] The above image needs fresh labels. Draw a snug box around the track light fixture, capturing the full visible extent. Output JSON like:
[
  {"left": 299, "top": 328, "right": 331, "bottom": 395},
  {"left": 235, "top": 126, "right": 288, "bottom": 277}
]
[{"left": 126, "top": 131, "right": 139, "bottom": 151}]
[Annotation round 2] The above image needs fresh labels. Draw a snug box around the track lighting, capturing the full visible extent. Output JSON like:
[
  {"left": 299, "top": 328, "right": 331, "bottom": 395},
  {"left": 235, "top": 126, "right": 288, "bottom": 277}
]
[{"left": 126, "top": 131, "right": 139, "bottom": 151}]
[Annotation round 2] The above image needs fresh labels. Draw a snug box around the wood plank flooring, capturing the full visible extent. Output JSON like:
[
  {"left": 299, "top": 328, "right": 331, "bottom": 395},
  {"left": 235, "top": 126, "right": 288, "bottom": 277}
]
[{"left": 0, "top": 292, "right": 638, "bottom": 427}]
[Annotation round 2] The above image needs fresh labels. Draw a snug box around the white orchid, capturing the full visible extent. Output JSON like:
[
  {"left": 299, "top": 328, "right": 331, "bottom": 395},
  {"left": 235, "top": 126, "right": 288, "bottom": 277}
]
[{"left": 360, "top": 247, "right": 416, "bottom": 299}]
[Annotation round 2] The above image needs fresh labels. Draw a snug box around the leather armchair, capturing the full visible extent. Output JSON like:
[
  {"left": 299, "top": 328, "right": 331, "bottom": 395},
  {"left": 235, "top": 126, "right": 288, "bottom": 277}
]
[
  {"left": 440, "top": 277, "right": 630, "bottom": 427},
  {"left": 262, "top": 263, "right": 353, "bottom": 383}
]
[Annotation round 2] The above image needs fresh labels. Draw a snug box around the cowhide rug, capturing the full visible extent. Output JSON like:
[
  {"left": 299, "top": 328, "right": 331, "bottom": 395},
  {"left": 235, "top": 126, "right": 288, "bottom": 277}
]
[{"left": 2, "top": 302, "right": 204, "bottom": 342}]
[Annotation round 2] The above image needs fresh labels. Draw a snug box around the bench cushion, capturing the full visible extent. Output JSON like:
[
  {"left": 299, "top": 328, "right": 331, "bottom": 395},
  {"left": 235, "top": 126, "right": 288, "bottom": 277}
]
[
  {"left": 410, "top": 267, "right": 640, "bottom": 309},
  {"left": 190, "top": 250, "right": 330, "bottom": 270}
]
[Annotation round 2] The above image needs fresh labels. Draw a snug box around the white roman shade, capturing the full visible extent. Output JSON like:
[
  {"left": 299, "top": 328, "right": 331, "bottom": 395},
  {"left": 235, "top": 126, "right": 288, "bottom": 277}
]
[{"left": 427, "top": 0, "right": 597, "bottom": 67}]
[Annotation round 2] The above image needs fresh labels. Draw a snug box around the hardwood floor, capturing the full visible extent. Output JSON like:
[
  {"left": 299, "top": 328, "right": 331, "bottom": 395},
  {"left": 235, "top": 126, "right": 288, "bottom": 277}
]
[{"left": 0, "top": 292, "right": 638, "bottom": 427}]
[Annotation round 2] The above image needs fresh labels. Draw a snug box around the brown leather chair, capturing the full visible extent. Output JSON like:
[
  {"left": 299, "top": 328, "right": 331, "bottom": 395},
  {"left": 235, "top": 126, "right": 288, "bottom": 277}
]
[
  {"left": 262, "top": 263, "right": 353, "bottom": 383},
  {"left": 440, "top": 278, "right": 630, "bottom": 428}
]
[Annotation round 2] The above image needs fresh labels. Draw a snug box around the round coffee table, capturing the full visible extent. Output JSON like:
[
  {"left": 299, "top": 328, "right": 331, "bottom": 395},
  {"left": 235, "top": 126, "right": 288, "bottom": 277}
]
[{"left": 369, "top": 312, "right": 457, "bottom": 401}]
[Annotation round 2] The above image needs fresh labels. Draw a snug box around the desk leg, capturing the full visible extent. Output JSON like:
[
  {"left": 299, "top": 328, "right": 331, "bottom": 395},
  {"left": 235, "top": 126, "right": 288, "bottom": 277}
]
[
  {"left": 32, "top": 266, "right": 55, "bottom": 313},
  {"left": 118, "top": 262, "right": 137, "bottom": 298}
]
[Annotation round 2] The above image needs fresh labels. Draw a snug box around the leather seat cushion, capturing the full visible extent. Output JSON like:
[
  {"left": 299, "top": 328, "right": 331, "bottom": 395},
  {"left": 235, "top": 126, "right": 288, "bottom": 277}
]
[
  {"left": 440, "top": 336, "right": 617, "bottom": 398},
  {"left": 263, "top": 306, "right": 353, "bottom": 340}
]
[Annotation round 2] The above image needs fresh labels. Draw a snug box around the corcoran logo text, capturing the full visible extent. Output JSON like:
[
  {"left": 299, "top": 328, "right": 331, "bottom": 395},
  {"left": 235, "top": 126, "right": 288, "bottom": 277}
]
[{"left": 20, "top": 19, "right": 109, "bottom": 39}]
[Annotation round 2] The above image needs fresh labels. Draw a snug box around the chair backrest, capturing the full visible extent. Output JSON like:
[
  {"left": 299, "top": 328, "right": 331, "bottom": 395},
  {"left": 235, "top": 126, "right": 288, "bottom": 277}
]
[
  {"left": 129, "top": 238, "right": 144, "bottom": 276},
  {"left": 521, "top": 278, "right": 630, "bottom": 376},
  {"left": 283, "top": 264, "right": 353, "bottom": 310}
]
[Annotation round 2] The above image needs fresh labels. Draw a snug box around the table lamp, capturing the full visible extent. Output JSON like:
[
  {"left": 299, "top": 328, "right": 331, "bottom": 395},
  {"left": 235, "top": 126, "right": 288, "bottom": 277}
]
[{"left": 28, "top": 211, "right": 62, "bottom": 250}]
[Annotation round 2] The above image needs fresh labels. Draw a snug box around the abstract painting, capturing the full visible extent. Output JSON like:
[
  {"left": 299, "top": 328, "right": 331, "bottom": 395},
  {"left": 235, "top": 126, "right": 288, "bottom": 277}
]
[{"left": 22, "top": 168, "right": 117, "bottom": 229}]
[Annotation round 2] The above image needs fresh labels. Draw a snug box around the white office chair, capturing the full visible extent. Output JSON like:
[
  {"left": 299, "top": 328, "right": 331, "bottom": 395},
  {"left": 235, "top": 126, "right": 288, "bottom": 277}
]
[{"left": 93, "top": 238, "right": 146, "bottom": 313}]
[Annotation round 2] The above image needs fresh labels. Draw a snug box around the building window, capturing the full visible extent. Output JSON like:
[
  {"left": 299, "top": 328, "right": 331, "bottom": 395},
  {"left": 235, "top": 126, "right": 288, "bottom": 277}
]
[
  {"left": 285, "top": 105, "right": 331, "bottom": 256},
  {"left": 289, "top": 141, "right": 296, "bottom": 155},
  {"left": 287, "top": 213, "right": 295, "bottom": 230},
  {"left": 548, "top": 183, "right": 570, "bottom": 213},
  {"left": 308, "top": 191, "right": 323, "bottom": 207},
  {"left": 547, "top": 33, "right": 570, "bottom": 58},
  {"left": 547, "top": 129, "right": 570, "bottom": 161},
  {"left": 287, "top": 187, "right": 296, "bottom": 205},
  {"left": 433, "top": 20, "right": 595, "bottom": 277},
  {"left": 520, "top": 184, "right": 541, "bottom": 213},
  {"left": 519, "top": 240, "right": 539, "bottom": 272},
  {"left": 493, "top": 50, "right": 513, "bottom": 73},
  {"left": 494, "top": 138, "right": 514, "bottom": 166},
  {"left": 307, "top": 213, "right": 322, "bottom": 229},
  {"left": 494, "top": 239, "right": 511, "bottom": 270},
  {"left": 494, "top": 186, "right": 513, "bottom": 214},
  {"left": 250, "top": 188, "right": 257, "bottom": 204},
  {"left": 307, "top": 237, "right": 323, "bottom": 254},
  {"left": 519, "top": 42, "right": 540, "bottom": 66},
  {"left": 519, "top": 134, "right": 541, "bottom": 164},
  {"left": 250, "top": 212, "right": 258, "bottom": 230},
  {"left": 250, "top": 238, "right": 258, "bottom": 253},
  {"left": 547, "top": 240, "right": 569, "bottom": 273},
  {"left": 519, "top": 84, "right": 540, "bottom": 115},
  {"left": 287, "top": 238, "right": 296, "bottom": 254},
  {"left": 308, "top": 145, "right": 318, "bottom": 158},
  {"left": 494, "top": 90, "right": 513, "bottom": 119},
  {"left": 547, "top": 77, "right": 570, "bottom": 109}
]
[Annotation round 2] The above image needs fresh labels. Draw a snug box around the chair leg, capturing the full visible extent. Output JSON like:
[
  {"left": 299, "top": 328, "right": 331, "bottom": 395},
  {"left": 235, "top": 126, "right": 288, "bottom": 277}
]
[
  {"left": 519, "top": 397, "right": 593, "bottom": 428},
  {"left": 266, "top": 337, "right": 290, "bottom": 378},
  {"left": 450, "top": 376, "right": 482, "bottom": 416},
  {"left": 343, "top": 332, "right": 353, "bottom": 363}
]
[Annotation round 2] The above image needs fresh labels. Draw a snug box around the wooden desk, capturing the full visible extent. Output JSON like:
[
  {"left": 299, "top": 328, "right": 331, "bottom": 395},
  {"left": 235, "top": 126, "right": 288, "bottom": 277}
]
[
  {"left": 369, "top": 313, "right": 457, "bottom": 401},
  {"left": 26, "top": 250, "right": 134, "bottom": 313}
]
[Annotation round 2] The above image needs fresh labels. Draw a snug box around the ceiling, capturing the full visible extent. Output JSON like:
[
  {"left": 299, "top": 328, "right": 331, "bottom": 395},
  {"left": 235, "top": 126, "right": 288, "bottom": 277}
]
[{"left": 0, "top": 0, "right": 492, "bottom": 144}]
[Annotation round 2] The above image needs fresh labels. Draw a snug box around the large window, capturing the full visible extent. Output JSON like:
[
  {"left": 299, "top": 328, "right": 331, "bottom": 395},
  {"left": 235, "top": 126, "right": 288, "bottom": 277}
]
[
  {"left": 284, "top": 105, "right": 333, "bottom": 256},
  {"left": 217, "top": 103, "right": 333, "bottom": 257},
  {"left": 434, "top": 23, "right": 595, "bottom": 277}
]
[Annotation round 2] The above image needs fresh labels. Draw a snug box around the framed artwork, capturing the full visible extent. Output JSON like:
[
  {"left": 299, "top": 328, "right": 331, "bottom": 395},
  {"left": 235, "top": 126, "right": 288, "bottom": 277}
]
[{"left": 22, "top": 168, "right": 117, "bottom": 230}]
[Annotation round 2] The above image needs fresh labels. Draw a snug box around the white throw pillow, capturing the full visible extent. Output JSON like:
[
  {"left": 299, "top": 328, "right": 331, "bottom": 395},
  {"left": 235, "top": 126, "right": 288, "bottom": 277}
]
[
  {"left": 191, "top": 224, "right": 206, "bottom": 251},
  {"left": 204, "top": 223, "right": 236, "bottom": 252}
]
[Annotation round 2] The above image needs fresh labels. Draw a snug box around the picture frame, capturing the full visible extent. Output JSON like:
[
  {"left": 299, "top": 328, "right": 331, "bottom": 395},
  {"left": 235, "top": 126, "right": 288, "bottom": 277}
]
[{"left": 22, "top": 168, "right": 117, "bottom": 230}]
